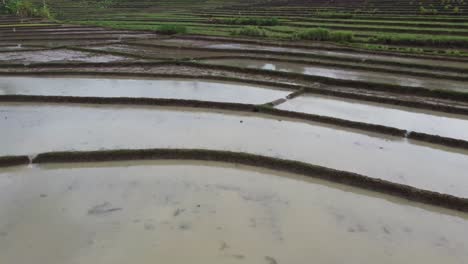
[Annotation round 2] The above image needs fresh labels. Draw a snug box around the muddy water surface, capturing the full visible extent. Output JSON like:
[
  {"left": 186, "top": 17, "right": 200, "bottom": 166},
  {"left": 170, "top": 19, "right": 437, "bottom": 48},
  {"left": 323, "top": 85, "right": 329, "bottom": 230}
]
[
  {"left": 201, "top": 42, "right": 468, "bottom": 70},
  {"left": 201, "top": 59, "right": 468, "bottom": 92},
  {"left": 278, "top": 94, "right": 468, "bottom": 141},
  {"left": 0, "top": 49, "right": 130, "bottom": 63},
  {"left": 1, "top": 105, "right": 468, "bottom": 197},
  {"left": 0, "top": 77, "right": 290, "bottom": 104},
  {"left": 90, "top": 44, "right": 227, "bottom": 59},
  {"left": 0, "top": 161, "right": 467, "bottom": 264}
]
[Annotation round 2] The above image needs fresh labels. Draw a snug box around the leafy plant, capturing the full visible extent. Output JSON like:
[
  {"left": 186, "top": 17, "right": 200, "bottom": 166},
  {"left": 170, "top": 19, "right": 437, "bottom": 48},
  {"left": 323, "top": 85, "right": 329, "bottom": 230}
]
[
  {"left": 4, "top": 0, "right": 52, "bottom": 18},
  {"left": 96, "top": 0, "right": 114, "bottom": 9},
  {"left": 292, "top": 28, "right": 353, "bottom": 42},
  {"left": 156, "top": 24, "right": 187, "bottom": 35},
  {"left": 231, "top": 26, "right": 267, "bottom": 37},
  {"left": 330, "top": 31, "right": 354, "bottom": 42},
  {"left": 293, "top": 28, "right": 330, "bottom": 40},
  {"left": 313, "top": 11, "right": 354, "bottom": 19},
  {"left": 220, "top": 17, "right": 279, "bottom": 26}
]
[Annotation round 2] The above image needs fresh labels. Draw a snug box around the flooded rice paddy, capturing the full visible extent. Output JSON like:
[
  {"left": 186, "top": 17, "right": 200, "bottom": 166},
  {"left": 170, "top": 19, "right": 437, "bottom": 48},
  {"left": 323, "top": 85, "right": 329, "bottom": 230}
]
[
  {"left": 1, "top": 104, "right": 468, "bottom": 197},
  {"left": 0, "top": 49, "right": 131, "bottom": 63},
  {"left": 0, "top": 77, "right": 291, "bottom": 104},
  {"left": 0, "top": 161, "right": 467, "bottom": 264},
  {"left": 2, "top": 14, "right": 468, "bottom": 263},
  {"left": 201, "top": 58, "right": 468, "bottom": 92},
  {"left": 196, "top": 42, "right": 468, "bottom": 70},
  {"left": 89, "top": 44, "right": 229, "bottom": 59},
  {"left": 277, "top": 94, "right": 468, "bottom": 141}
]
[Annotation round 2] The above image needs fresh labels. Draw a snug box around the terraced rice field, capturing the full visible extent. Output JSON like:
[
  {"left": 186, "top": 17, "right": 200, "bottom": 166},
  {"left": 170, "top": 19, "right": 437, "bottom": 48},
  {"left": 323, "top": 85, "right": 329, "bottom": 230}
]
[{"left": 1, "top": 1, "right": 468, "bottom": 263}]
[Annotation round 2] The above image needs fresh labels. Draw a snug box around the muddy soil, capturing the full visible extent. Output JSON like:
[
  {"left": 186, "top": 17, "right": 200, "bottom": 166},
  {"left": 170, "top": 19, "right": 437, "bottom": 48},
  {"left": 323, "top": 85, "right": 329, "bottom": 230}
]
[{"left": 88, "top": 44, "right": 231, "bottom": 59}]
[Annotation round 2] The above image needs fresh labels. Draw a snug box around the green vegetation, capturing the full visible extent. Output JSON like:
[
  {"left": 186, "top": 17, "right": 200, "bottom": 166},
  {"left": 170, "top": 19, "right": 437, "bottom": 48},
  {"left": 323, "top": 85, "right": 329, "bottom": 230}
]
[
  {"left": 218, "top": 17, "right": 279, "bottom": 26},
  {"left": 28, "top": 0, "right": 468, "bottom": 55},
  {"left": 419, "top": 5, "right": 439, "bottom": 15},
  {"left": 292, "top": 28, "right": 354, "bottom": 42},
  {"left": 355, "top": 43, "right": 466, "bottom": 56},
  {"left": 96, "top": 0, "right": 115, "bottom": 9},
  {"left": 155, "top": 24, "right": 187, "bottom": 35},
  {"left": 313, "top": 11, "right": 354, "bottom": 19},
  {"left": 3, "top": 0, "right": 51, "bottom": 18},
  {"left": 231, "top": 26, "right": 267, "bottom": 37},
  {"left": 370, "top": 32, "right": 468, "bottom": 47}
]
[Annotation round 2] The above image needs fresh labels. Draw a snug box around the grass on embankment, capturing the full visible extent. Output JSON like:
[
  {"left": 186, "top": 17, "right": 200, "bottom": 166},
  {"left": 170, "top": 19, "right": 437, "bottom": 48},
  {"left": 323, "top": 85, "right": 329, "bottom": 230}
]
[
  {"left": 67, "top": 19, "right": 468, "bottom": 57},
  {"left": 368, "top": 32, "right": 468, "bottom": 47}
]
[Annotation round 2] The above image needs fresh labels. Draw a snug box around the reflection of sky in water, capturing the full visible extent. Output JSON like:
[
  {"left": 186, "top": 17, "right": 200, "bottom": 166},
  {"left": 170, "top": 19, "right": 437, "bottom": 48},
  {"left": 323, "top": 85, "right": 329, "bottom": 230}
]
[
  {"left": 205, "top": 43, "right": 468, "bottom": 69},
  {"left": 0, "top": 77, "right": 289, "bottom": 104},
  {"left": 0, "top": 50, "right": 126, "bottom": 63},
  {"left": 279, "top": 94, "right": 468, "bottom": 141},
  {"left": 205, "top": 59, "right": 467, "bottom": 92},
  {"left": 3, "top": 105, "right": 468, "bottom": 197},
  {"left": 261, "top": 63, "right": 276, "bottom": 70}
]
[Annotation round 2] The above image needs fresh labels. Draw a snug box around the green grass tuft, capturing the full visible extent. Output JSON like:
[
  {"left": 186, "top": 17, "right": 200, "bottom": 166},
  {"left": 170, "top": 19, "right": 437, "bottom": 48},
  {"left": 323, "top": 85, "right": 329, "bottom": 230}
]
[
  {"left": 231, "top": 26, "right": 267, "bottom": 37},
  {"left": 156, "top": 24, "right": 187, "bottom": 35},
  {"left": 292, "top": 28, "right": 354, "bottom": 42},
  {"left": 218, "top": 17, "right": 279, "bottom": 26}
]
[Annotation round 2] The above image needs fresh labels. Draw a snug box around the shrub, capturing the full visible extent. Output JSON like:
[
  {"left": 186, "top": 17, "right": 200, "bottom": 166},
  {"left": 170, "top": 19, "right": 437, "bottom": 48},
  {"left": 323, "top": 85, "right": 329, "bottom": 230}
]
[
  {"left": 231, "top": 26, "right": 267, "bottom": 37},
  {"left": 4, "top": 0, "right": 51, "bottom": 18},
  {"left": 156, "top": 24, "right": 187, "bottom": 35},
  {"left": 6, "top": 0, "right": 34, "bottom": 16},
  {"left": 36, "top": 5, "right": 51, "bottom": 18}
]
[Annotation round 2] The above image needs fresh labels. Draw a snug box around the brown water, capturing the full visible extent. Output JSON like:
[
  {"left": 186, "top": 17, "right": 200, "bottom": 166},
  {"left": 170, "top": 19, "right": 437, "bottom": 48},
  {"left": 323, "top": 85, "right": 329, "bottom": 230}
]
[
  {"left": 0, "top": 161, "right": 467, "bottom": 264},
  {"left": 154, "top": 39, "right": 468, "bottom": 78},
  {"left": 89, "top": 44, "right": 227, "bottom": 59},
  {"left": 1, "top": 104, "right": 468, "bottom": 197},
  {"left": 201, "top": 42, "right": 468, "bottom": 70},
  {"left": 0, "top": 49, "right": 131, "bottom": 63},
  {"left": 277, "top": 94, "right": 468, "bottom": 141},
  {"left": 201, "top": 59, "right": 468, "bottom": 92},
  {"left": 0, "top": 76, "right": 290, "bottom": 104}
]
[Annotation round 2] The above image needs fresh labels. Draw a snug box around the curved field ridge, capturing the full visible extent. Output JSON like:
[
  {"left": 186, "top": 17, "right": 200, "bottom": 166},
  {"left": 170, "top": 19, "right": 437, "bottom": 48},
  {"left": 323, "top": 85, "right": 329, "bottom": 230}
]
[
  {"left": 0, "top": 155, "right": 30, "bottom": 167},
  {"left": 2, "top": 94, "right": 468, "bottom": 151},
  {"left": 1, "top": 72, "right": 467, "bottom": 115},
  {"left": 0, "top": 147, "right": 456, "bottom": 213},
  {"left": 1, "top": 61, "right": 467, "bottom": 102}
]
